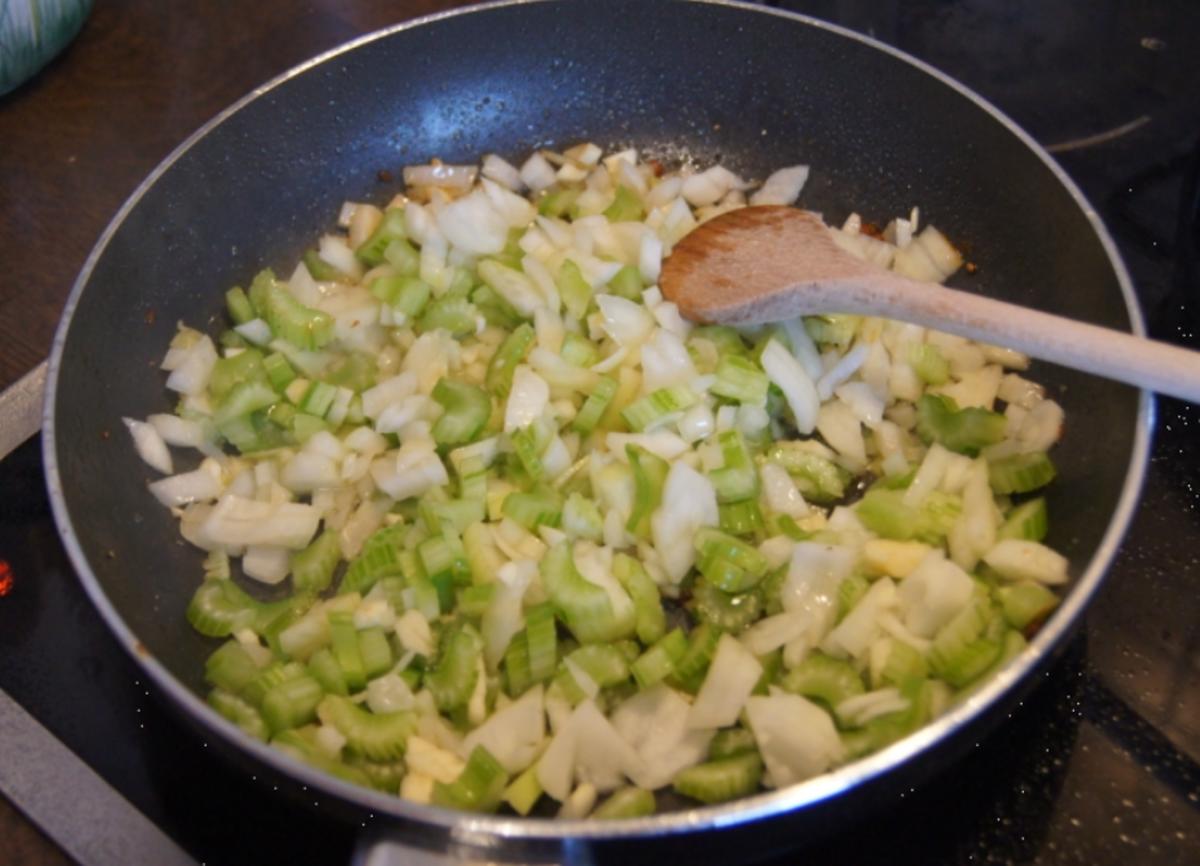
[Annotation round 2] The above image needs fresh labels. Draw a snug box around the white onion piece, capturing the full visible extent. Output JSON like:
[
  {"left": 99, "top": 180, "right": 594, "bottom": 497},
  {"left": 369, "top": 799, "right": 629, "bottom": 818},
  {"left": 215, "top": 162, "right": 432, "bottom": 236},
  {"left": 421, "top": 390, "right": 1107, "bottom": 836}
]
[
  {"left": 481, "top": 153, "right": 524, "bottom": 191},
  {"left": 746, "top": 692, "right": 843, "bottom": 788},
  {"left": 165, "top": 335, "right": 217, "bottom": 396},
  {"left": 836, "top": 688, "right": 910, "bottom": 727},
  {"left": 203, "top": 495, "right": 321, "bottom": 550},
  {"left": 122, "top": 417, "right": 173, "bottom": 474},
  {"left": 478, "top": 259, "right": 544, "bottom": 317},
  {"left": 233, "top": 318, "right": 273, "bottom": 346},
  {"left": 897, "top": 551, "right": 974, "bottom": 637},
  {"left": 317, "top": 234, "right": 362, "bottom": 280},
  {"left": 461, "top": 684, "right": 545, "bottom": 775},
  {"left": 816, "top": 343, "right": 870, "bottom": 400},
  {"left": 147, "top": 459, "right": 224, "bottom": 507},
  {"left": 147, "top": 413, "right": 207, "bottom": 450},
  {"left": 761, "top": 339, "right": 819, "bottom": 435},
  {"left": 519, "top": 152, "right": 558, "bottom": 192},
  {"left": 595, "top": 294, "right": 655, "bottom": 346},
  {"left": 688, "top": 634, "right": 762, "bottom": 729},
  {"left": 242, "top": 545, "right": 291, "bottom": 584},
  {"left": 749, "top": 165, "right": 810, "bottom": 206},
  {"left": 505, "top": 366, "right": 551, "bottom": 432},
  {"left": 650, "top": 463, "right": 719, "bottom": 583},
  {"left": 436, "top": 189, "right": 508, "bottom": 256},
  {"left": 402, "top": 163, "right": 477, "bottom": 191}
]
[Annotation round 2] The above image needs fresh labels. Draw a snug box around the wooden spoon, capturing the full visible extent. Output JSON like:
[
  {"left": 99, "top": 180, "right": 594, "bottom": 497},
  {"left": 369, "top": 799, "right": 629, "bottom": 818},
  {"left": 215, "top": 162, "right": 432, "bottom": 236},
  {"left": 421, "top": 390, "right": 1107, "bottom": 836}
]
[{"left": 660, "top": 205, "right": 1200, "bottom": 403}]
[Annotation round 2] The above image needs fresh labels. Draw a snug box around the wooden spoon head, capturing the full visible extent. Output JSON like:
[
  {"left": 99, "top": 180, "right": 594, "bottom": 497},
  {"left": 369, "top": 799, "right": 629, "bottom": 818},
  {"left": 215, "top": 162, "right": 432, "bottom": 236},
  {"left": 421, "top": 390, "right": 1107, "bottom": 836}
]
[{"left": 660, "top": 205, "right": 874, "bottom": 324}]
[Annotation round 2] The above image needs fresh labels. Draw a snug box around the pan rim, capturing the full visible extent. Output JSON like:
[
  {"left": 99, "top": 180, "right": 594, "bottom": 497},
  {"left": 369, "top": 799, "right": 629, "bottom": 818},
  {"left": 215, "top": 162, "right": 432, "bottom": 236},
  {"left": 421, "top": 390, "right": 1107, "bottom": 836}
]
[{"left": 43, "top": 0, "right": 1153, "bottom": 849}]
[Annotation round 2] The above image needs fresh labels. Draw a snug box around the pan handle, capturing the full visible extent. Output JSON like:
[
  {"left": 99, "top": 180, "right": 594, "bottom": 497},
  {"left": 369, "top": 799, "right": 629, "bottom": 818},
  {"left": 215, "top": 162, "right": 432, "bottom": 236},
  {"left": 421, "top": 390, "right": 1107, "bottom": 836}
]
[
  {"left": 352, "top": 830, "right": 565, "bottom": 866},
  {"left": 0, "top": 359, "right": 47, "bottom": 462}
]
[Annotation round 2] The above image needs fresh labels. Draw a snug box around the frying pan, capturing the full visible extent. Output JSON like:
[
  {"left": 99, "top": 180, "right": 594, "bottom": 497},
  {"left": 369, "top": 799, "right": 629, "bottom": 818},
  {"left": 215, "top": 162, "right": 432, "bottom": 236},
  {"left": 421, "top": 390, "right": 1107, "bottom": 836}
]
[{"left": 42, "top": 0, "right": 1151, "bottom": 862}]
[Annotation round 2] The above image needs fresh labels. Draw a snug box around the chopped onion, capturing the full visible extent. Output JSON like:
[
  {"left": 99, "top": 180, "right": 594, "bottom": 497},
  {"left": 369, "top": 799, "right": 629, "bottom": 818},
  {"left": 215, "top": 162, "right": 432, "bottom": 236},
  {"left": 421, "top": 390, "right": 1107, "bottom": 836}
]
[{"left": 123, "top": 417, "right": 173, "bottom": 474}]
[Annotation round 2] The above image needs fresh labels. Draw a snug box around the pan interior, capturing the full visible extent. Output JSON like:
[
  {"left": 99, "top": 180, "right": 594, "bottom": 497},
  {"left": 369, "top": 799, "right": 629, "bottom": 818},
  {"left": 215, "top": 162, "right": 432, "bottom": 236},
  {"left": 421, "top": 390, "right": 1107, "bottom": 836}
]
[{"left": 48, "top": 0, "right": 1139, "bottom": 829}]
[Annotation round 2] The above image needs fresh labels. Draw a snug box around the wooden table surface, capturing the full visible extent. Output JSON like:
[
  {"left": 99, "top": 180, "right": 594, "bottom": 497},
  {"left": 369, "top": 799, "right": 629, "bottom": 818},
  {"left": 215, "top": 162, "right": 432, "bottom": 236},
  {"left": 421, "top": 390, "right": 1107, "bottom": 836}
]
[{"left": 0, "top": 4, "right": 470, "bottom": 861}]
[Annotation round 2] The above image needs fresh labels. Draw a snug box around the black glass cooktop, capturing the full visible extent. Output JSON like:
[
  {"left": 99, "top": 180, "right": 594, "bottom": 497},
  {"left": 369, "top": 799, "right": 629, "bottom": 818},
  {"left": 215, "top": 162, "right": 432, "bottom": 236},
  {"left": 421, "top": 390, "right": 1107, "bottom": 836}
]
[{"left": 2, "top": 1, "right": 1198, "bottom": 864}]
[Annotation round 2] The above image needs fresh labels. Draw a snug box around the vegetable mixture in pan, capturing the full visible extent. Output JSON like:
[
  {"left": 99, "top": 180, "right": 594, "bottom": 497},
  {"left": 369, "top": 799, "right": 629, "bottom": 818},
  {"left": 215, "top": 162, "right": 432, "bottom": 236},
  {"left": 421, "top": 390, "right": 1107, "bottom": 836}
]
[{"left": 125, "top": 142, "right": 1066, "bottom": 817}]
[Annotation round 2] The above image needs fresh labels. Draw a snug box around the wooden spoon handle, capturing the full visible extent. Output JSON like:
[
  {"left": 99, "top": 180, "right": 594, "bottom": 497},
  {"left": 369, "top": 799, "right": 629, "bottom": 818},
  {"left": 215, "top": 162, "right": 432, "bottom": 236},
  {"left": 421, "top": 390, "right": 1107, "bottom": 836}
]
[{"left": 826, "top": 274, "right": 1200, "bottom": 403}]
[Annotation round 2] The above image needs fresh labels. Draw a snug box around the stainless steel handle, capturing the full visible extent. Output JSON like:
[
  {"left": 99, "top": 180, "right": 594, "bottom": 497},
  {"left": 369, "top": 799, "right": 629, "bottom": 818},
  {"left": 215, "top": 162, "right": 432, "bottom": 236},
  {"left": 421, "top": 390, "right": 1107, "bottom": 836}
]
[{"left": 0, "top": 360, "right": 47, "bottom": 462}]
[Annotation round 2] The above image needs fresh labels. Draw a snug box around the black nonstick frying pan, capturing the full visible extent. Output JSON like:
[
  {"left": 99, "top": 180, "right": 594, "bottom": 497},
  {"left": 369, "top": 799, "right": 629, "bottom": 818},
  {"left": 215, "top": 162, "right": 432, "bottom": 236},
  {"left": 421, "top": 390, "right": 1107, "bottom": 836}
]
[{"left": 43, "top": 1, "right": 1151, "bottom": 863}]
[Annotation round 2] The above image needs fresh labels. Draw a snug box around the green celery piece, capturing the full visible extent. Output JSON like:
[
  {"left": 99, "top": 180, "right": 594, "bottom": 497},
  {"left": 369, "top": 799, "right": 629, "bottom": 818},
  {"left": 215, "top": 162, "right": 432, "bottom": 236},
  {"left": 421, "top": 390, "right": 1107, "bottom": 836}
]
[
  {"left": 419, "top": 295, "right": 478, "bottom": 338},
  {"left": 625, "top": 444, "right": 668, "bottom": 538},
  {"left": 998, "top": 497, "right": 1049, "bottom": 541},
  {"left": 592, "top": 786, "right": 655, "bottom": 819},
  {"left": 383, "top": 238, "right": 420, "bottom": 275},
  {"left": 572, "top": 377, "right": 618, "bottom": 435},
  {"left": 719, "top": 500, "right": 765, "bottom": 539},
  {"left": 908, "top": 343, "right": 950, "bottom": 385},
  {"left": 538, "top": 185, "right": 579, "bottom": 218},
  {"left": 668, "top": 622, "right": 724, "bottom": 693},
  {"left": 710, "top": 354, "right": 769, "bottom": 405},
  {"left": 290, "top": 529, "right": 341, "bottom": 594},
  {"left": 613, "top": 554, "right": 667, "bottom": 645},
  {"left": 426, "top": 624, "right": 483, "bottom": 712},
  {"left": 186, "top": 580, "right": 259, "bottom": 637},
  {"left": 263, "top": 280, "right": 334, "bottom": 350},
  {"left": 432, "top": 745, "right": 509, "bottom": 812},
  {"left": 485, "top": 323, "right": 535, "bottom": 398},
  {"left": 621, "top": 386, "right": 697, "bottom": 432},
  {"left": 208, "top": 348, "right": 267, "bottom": 402},
  {"left": 778, "top": 651, "right": 866, "bottom": 710},
  {"left": 803, "top": 314, "right": 861, "bottom": 348},
  {"left": 208, "top": 689, "right": 268, "bottom": 740},
  {"left": 855, "top": 488, "right": 961, "bottom": 544},
  {"left": 763, "top": 445, "right": 849, "bottom": 504},
  {"left": 603, "top": 185, "right": 645, "bottom": 222},
  {"left": 631, "top": 628, "right": 687, "bottom": 689},
  {"left": 503, "top": 763, "right": 544, "bottom": 816},
  {"left": 836, "top": 573, "right": 870, "bottom": 623},
  {"left": 225, "top": 286, "right": 256, "bottom": 325},
  {"left": 556, "top": 259, "right": 593, "bottom": 321},
  {"left": 356, "top": 207, "right": 408, "bottom": 266},
  {"left": 303, "top": 250, "right": 348, "bottom": 282},
  {"left": 708, "top": 727, "right": 758, "bottom": 761},
  {"left": 672, "top": 752, "right": 763, "bottom": 804},
  {"left": 915, "top": 394, "right": 1006, "bottom": 456},
  {"left": 307, "top": 648, "right": 349, "bottom": 696},
  {"left": 607, "top": 264, "right": 644, "bottom": 301},
  {"left": 329, "top": 611, "right": 366, "bottom": 691},
  {"left": 431, "top": 379, "right": 491, "bottom": 447},
  {"left": 261, "top": 674, "right": 324, "bottom": 734},
  {"left": 988, "top": 452, "right": 1057, "bottom": 495},
  {"left": 688, "top": 578, "right": 762, "bottom": 632},
  {"left": 501, "top": 488, "right": 563, "bottom": 531},
  {"left": 316, "top": 694, "right": 417, "bottom": 761},
  {"left": 997, "top": 581, "right": 1059, "bottom": 630},
  {"left": 204, "top": 640, "right": 262, "bottom": 693},
  {"left": 541, "top": 542, "right": 635, "bottom": 644}
]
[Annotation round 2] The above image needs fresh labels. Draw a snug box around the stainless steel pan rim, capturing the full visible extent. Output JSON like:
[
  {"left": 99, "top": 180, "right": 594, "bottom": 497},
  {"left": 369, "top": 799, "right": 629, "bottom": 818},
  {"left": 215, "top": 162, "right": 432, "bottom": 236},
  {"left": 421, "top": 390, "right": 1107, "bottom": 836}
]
[{"left": 43, "top": 0, "right": 1153, "bottom": 846}]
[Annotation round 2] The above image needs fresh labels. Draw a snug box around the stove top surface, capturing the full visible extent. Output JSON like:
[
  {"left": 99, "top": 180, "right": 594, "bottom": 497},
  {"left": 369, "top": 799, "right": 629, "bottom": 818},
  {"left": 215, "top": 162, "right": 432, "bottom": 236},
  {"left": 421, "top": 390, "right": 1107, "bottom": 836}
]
[{"left": 2, "top": 1, "right": 1199, "bottom": 864}]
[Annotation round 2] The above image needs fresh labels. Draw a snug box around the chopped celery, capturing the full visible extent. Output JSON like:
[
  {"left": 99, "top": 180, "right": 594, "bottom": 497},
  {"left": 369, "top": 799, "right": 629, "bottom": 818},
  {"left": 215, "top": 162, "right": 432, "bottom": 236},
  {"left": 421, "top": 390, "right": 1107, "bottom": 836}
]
[
  {"left": 603, "top": 185, "right": 645, "bottom": 222},
  {"left": 711, "top": 355, "right": 769, "bottom": 405},
  {"left": 998, "top": 497, "right": 1049, "bottom": 541},
  {"left": 432, "top": 745, "right": 508, "bottom": 812},
  {"left": 625, "top": 444, "right": 668, "bottom": 538},
  {"left": 989, "top": 452, "right": 1057, "bottom": 495},
  {"left": 915, "top": 394, "right": 1006, "bottom": 456},
  {"left": 672, "top": 752, "right": 763, "bottom": 804},
  {"left": 592, "top": 786, "right": 655, "bottom": 819},
  {"left": 432, "top": 379, "right": 491, "bottom": 447}
]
